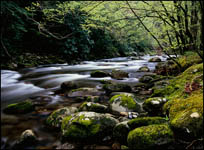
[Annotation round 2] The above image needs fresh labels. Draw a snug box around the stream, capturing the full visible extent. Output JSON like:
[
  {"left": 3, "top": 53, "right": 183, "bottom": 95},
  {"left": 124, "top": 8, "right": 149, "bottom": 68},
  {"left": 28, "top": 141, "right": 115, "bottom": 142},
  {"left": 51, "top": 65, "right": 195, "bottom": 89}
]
[{"left": 1, "top": 55, "right": 168, "bottom": 149}]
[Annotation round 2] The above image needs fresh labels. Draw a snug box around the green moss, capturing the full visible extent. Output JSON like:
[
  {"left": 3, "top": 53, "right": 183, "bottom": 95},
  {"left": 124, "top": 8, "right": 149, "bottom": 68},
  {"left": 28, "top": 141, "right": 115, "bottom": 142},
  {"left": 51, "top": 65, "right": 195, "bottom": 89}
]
[
  {"left": 110, "top": 94, "right": 139, "bottom": 110},
  {"left": 166, "top": 90, "right": 203, "bottom": 138},
  {"left": 127, "top": 124, "right": 174, "bottom": 149},
  {"left": 3, "top": 100, "right": 34, "bottom": 114},
  {"left": 152, "top": 63, "right": 203, "bottom": 100},
  {"left": 127, "top": 117, "right": 167, "bottom": 130}
]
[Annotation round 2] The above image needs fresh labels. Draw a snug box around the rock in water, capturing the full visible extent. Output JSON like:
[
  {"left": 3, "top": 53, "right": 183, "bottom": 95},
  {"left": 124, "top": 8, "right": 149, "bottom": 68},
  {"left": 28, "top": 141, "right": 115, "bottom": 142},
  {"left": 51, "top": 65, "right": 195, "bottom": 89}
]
[
  {"left": 61, "top": 112, "right": 119, "bottom": 143},
  {"left": 109, "top": 93, "right": 142, "bottom": 114},
  {"left": 148, "top": 57, "right": 161, "bottom": 62},
  {"left": 111, "top": 69, "right": 129, "bottom": 80},
  {"left": 90, "top": 70, "right": 109, "bottom": 77},
  {"left": 143, "top": 97, "right": 168, "bottom": 116},
  {"left": 3, "top": 100, "right": 35, "bottom": 114},
  {"left": 46, "top": 107, "right": 78, "bottom": 128},
  {"left": 127, "top": 124, "right": 174, "bottom": 149},
  {"left": 79, "top": 102, "right": 109, "bottom": 113},
  {"left": 137, "top": 66, "right": 150, "bottom": 72}
]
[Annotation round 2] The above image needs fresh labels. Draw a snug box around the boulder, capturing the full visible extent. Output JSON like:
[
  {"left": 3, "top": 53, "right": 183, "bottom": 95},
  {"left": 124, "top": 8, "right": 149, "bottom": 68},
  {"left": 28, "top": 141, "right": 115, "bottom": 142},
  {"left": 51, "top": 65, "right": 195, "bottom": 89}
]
[
  {"left": 61, "top": 81, "right": 78, "bottom": 92},
  {"left": 3, "top": 100, "right": 35, "bottom": 114},
  {"left": 111, "top": 69, "right": 129, "bottom": 80},
  {"left": 67, "top": 88, "right": 104, "bottom": 97},
  {"left": 103, "top": 83, "right": 132, "bottom": 94},
  {"left": 148, "top": 57, "right": 161, "bottom": 62},
  {"left": 127, "top": 124, "right": 174, "bottom": 149},
  {"left": 46, "top": 107, "right": 78, "bottom": 128},
  {"left": 90, "top": 70, "right": 109, "bottom": 77},
  {"left": 127, "top": 117, "right": 167, "bottom": 130},
  {"left": 109, "top": 93, "right": 142, "bottom": 114},
  {"left": 143, "top": 97, "right": 168, "bottom": 116},
  {"left": 113, "top": 121, "right": 130, "bottom": 144},
  {"left": 78, "top": 102, "right": 109, "bottom": 113},
  {"left": 139, "top": 75, "right": 154, "bottom": 83},
  {"left": 61, "top": 112, "right": 119, "bottom": 142},
  {"left": 137, "top": 66, "right": 150, "bottom": 72},
  {"left": 163, "top": 92, "right": 203, "bottom": 139}
]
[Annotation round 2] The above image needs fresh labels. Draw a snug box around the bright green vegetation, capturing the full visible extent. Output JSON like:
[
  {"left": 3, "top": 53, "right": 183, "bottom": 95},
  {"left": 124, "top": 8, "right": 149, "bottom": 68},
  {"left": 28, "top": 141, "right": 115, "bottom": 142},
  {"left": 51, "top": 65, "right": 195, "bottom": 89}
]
[
  {"left": 109, "top": 94, "right": 140, "bottom": 111},
  {"left": 127, "top": 124, "right": 174, "bottom": 149},
  {"left": 163, "top": 90, "right": 203, "bottom": 138},
  {"left": 152, "top": 63, "right": 203, "bottom": 99},
  {"left": 61, "top": 112, "right": 118, "bottom": 142},
  {"left": 127, "top": 117, "right": 167, "bottom": 130},
  {"left": 3, "top": 100, "right": 35, "bottom": 114},
  {"left": 2, "top": 1, "right": 203, "bottom": 69}
]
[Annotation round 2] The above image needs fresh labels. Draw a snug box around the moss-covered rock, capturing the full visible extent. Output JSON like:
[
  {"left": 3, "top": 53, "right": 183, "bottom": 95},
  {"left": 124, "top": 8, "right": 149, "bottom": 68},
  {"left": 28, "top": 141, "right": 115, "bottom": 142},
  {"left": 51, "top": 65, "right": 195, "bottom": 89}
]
[
  {"left": 90, "top": 70, "right": 109, "bottom": 77},
  {"left": 103, "top": 83, "right": 132, "bottom": 94},
  {"left": 148, "top": 57, "right": 161, "bottom": 62},
  {"left": 143, "top": 97, "right": 168, "bottom": 116},
  {"left": 3, "top": 100, "right": 35, "bottom": 114},
  {"left": 164, "top": 90, "right": 203, "bottom": 139},
  {"left": 109, "top": 94, "right": 142, "bottom": 114},
  {"left": 78, "top": 102, "right": 108, "bottom": 113},
  {"left": 151, "top": 63, "right": 203, "bottom": 100},
  {"left": 113, "top": 121, "right": 130, "bottom": 144},
  {"left": 127, "top": 117, "right": 167, "bottom": 130},
  {"left": 137, "top": 66, "right": 150, "bottom": 72},
  {"left": 127, "top": 124, "right": 174, "bottom": 149},
  {"left": 61, "top": 112, "right": 119, "bottom": 143},
  {"left": 111, "top": 69, "right": 129, "bottom": 80},
  {"left": 68, "top": 87, "right": 104, "bottom": 97},
  {"left": 46, "top": 107, "right": 78, "bottom": 128},
  {"left": 86, "top": 96, "right": 100, "bottom": 103}
]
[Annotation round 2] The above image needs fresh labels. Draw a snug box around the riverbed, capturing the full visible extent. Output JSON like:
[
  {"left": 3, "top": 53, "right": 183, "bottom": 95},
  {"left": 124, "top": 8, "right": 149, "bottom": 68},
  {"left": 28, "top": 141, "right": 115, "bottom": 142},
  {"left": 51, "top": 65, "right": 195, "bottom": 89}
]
[{"left": 1, "top": 55, "right": 167, "bottom": 149}]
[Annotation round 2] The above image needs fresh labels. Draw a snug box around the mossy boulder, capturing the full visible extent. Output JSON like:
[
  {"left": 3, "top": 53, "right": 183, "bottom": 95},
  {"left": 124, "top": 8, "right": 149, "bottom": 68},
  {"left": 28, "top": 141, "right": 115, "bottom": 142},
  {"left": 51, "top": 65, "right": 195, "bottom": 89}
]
[
  {"left": 127, "top": 117, "right": 167, "bottom": 130},
  {"left": 61, "top": 112, "right": 119, "bottom": 143},
  {"left": 127, "top": 124, "right": 174, "bottom": 149},
  {"left": 109, "top": 94, "right": 142, "bottom": 114},
  {"left": 103, "top": 83, "right": 132, "bottom": 94},
  {"left": 164, "top": 91, "right": 203, "bottom": 139},
  {"left": 148, "top": 57, "right": 161, "bottom": 62},
  {"left": 139, "top": 75, "right": 154, "bottom": 83},
  {"left": 46, "top": 107, "right": 78, "bottom": 128},
  {"left": 113, "top": 121, "right": 130, "bottom": 144},
  {"left": 90, "top": 70, "right": 109, "bottom": 77},
  {"left": 137, "top": 66, "right": 150, "bottom": 72},
  {"left": 3, "top": 100, "right": 35, "bottom": 114},
  {"left": 152, "top": 63, "right": 203, "bottom": 99},
  {"left": 111, "top": 69, "right": 129, "bottom": 80},
  {"left": 61, "top": 81, "right": 78, "bottom": 92},
  {"left": 143, "top": 97, "right": 168, "bottom": 116},
  {"left": 79, "top": 102, "right": 108, "bottom": 113},
  {"left": 68, "top": 88, "right": 104, "bottom": 97},
  {"left": 14, "top": 129, "right": 38, "bottom": 148}
]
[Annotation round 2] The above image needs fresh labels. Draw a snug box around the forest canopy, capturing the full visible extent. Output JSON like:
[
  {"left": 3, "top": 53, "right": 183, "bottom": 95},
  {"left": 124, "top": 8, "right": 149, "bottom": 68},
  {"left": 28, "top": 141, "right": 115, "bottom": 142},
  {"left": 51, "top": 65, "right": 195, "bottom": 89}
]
[{"left": 1, "top": 1, "right": 203, "bottom": 64}]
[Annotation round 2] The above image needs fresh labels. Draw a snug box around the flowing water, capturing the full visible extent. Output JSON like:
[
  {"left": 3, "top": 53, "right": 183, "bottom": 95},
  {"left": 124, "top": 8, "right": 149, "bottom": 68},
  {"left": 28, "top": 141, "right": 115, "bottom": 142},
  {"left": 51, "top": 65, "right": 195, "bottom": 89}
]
[{"left": 1, "top": 55, "right": 168, "bottom": 149}]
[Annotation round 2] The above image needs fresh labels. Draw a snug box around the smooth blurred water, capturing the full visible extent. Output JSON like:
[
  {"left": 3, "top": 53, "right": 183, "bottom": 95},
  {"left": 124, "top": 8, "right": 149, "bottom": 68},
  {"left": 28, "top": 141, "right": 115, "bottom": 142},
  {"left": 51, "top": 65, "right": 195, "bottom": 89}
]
[{"left": 1, "top": 55, "right": 168, "bottom": 108}]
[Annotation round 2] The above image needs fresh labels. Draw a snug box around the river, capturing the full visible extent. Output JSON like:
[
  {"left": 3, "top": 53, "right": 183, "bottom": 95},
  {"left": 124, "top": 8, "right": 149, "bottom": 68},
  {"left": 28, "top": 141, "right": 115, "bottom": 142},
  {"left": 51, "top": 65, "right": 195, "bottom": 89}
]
[{"left": 1, "top": 55, "right": 168, "bottom": 149}]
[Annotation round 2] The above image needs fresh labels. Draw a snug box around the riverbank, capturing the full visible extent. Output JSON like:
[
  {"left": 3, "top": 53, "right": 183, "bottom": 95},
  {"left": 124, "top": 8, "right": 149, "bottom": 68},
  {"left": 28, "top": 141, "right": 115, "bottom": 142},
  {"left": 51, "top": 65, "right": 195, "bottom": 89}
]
[{"left": 1, "top": 54, "right": 203, "bottom": 149}]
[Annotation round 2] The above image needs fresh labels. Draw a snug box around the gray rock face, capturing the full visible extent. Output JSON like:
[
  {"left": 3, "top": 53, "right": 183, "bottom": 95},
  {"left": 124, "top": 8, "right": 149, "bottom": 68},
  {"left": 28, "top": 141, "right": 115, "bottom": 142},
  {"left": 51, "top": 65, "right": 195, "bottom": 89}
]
[{"left": 61, "top": 112, "right": 119, "bottom": 142}]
